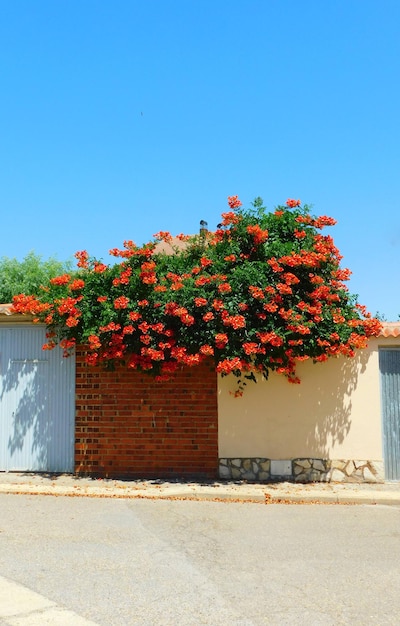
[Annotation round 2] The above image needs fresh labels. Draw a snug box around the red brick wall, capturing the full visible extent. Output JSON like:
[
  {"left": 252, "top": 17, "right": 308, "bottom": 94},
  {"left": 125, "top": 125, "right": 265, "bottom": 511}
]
[{"left": 75, "top": 350, "right": 218, "bottom": 479}]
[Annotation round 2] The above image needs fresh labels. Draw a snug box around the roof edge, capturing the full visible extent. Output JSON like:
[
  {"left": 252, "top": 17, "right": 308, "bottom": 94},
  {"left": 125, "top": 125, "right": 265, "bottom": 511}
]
[
  {"left": 0, "top": 303, "right": 34, "bottom": 322},
  {"left": 379, "top": 322, "right": 400, "bottom": 338}
]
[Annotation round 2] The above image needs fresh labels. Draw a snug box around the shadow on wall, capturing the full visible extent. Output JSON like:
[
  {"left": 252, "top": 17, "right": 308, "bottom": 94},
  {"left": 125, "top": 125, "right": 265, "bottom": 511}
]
[
  {"left": 219, "top": 348, "right": 373, "bottom": 459},
  {"left": 0, "top": 358, "right": 50, "bottom": 470},
  {"left": 301, "top": 350, "right": 371, "bottom": 458}
]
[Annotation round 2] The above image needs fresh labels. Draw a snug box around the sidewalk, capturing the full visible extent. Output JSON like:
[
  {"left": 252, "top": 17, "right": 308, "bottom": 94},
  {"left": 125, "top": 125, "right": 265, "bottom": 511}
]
[{"left": 1, "top": 472, "right": 400, "bottom": 505}]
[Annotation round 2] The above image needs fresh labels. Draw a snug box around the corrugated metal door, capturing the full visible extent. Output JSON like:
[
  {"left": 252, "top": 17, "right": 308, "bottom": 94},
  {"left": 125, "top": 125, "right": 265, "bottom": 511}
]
[
  {"left": 0, "top": 326, "right": 75, "bottom": 472},
  {"left": 379, "top": 348, "right": 400, "bottom": 481}
]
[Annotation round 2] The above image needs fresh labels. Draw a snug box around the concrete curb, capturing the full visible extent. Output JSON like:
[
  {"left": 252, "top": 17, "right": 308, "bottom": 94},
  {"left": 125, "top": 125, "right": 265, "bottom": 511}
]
[{"left": 0, "top": 476, "right": 399, "bottom": 505}]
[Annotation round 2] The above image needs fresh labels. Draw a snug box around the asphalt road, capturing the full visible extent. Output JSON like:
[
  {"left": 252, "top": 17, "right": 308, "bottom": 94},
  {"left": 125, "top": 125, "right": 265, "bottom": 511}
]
[{"left": 0, "top": 495, "right": 399, "bottom": 625}]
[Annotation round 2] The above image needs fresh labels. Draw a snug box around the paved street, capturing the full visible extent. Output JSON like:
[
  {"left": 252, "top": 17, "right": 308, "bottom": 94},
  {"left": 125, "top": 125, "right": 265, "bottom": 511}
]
[{"left": 0, "top": 494, "right": 399, "bottom": 625}]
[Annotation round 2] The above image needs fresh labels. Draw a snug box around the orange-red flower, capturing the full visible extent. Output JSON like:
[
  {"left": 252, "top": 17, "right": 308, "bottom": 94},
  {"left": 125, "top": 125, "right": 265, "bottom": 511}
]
[
  {"left": 183, "top": 353, "right": 202, "bottom": 366},
  {"left": 200, "top": 344, "right": 214, "bottom": 356},
  {"left": 221, "top": 213, "right": 240, "bottom": 227},
  {"left": 283, "top": 272, "right": 300, "bottom": 286},
  {"left": 66, "top": 316, "right": 79, "bottom": 327},
  {"left": 288, "top": 339, "right": 304, "bottom": 346},
  {"left": 263, "top": 302, "right": 278, "bottom": 313},
  {"left": 142, "top": 347, "right": 165, "bottom": 361},
  {"left": 153, "top": 231, "right": 172, "bottom": 243},
  {"left": 194, "top": 297, "right": 208, "bottom": 307},
  {"left": 140, "top": 261, "right": 157, "bottom": 284},
  {"left": 88, "top": 334, "right": 101, "bottom": 349},
  {"left": 141, "top": 273, "right": 157, "bottom": 285},
  {"left": 313, "top": 215, "right": 337, "bottom": 228},
  {"left": 170, "top": 282, "right": 184, "bottom": 291},
  {"left": 276, "top": 283, "right": 292, "bottom": 295},
  {"left": 227, "top": 195, "right": 242, "bottom": 209},
  {"left": 99, "top": 322, "right": 121, "bottom": 332},
  {"left": 50, "top": 274, "right": 71, "bottom": 286},
  {"left": 60, "top": 338, "right": 76, "bottom": 350},
  {"left": 57, "top": 296, "right": 81, "bottom": 316},
  {"left": 218, "top": 282, "right": 232, "bottom": 294},
  {"left": 69, "top": 279, "right": 85, "bottom": 291},
  {"left": 170, "top": 346, "right": 187, "bottom": 362},
  {"left": 287, "top": 324, "right": 311, "bottom": 335},
  {"left": 12, "top": 294, "right": 50, "bottom": 315},
  {"left": 42, "top": 340, "right": 57, "bottom": 350},
  {"left": 114, "top": 296, "right": 129, "bottom": 309},
  {"left": 75, "top": 250, "right": 89, "bottom": 269},
  {"left": 332, "top": 268, "right": 352, "bottom": 281},
  {"left": 119, "top": 265, "right": 132, "bottom": 285},
  {"left": 212, "top": 299, "right": 225, "bottom": 311},
  {"left": 222, "top": 315, "right": 246, "bottom": 329},
  {"left": 85, "top": 353, "right": 99, "bottom": 365},
  {"left": 181, "top": 314, "right": 195, "bottom": 326},
  {"left": 243, "top": 342, "right": 259, "bottom": 355},
  {"left": 267, "top": 258, "right": 284, "bottom": 273},
  {"left": 164, "top": 302, "right": 179, "bottom": 315},
  {"left": 249, "top": 286, "right": 264, "bottom": 300},
  {"left": 195, "top": 276, "right": 211, "bottom": 286},
  {"left": 257, "top": 331, "right": 283, "bottom": 346},
  {"left": 215, "top": 333, "right": 228, "bottom": 348},
  {"left": 286, "top": 199, "right": 301, "bottom": 208},
  {"left": 246, "top": 224, "right": 268, "bottom": 245},
  {"left": 151, "top": 322, "right": 165, "bottom": 333},
  {"left": 217, "top": 357, "right": 242, "bottom": 374},
  {"left": 138, "top": 321, "right": 150, "bottom": 333}
]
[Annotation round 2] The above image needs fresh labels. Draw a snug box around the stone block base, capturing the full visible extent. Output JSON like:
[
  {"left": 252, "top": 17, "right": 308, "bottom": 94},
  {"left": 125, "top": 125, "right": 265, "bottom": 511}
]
[{"left": 219, "top": 458, "right": 384, "bottom": 483}]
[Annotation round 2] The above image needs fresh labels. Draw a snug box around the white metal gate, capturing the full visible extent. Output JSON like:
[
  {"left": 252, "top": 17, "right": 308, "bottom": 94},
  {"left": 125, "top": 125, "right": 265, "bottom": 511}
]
[
  {"left": 0, "top": 325, "right": 75, "bottom": 472},
  {"left": 379, "top": 348, "right": 400, "bottom": 481}
]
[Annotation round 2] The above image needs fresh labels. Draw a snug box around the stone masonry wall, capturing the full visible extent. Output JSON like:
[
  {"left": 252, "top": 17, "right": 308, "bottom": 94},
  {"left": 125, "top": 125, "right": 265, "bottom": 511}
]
[{"left": 219, "top": 458, "right": 384, "bottom": 483}]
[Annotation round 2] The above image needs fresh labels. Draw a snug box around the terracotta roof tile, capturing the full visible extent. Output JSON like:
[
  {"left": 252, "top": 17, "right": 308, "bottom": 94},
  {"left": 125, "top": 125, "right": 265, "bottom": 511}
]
[
  {"left": 379, "top": 322, "right": 400, "bottom": 337},
  {"left": 0, "top": 303, "right": 13, "bottom": 315},
  {"left": 153, "top": 236, "right": 190, "bottom": 255},
  {"left": 0, "top": 303, "right": 34, "bottom": 322}
]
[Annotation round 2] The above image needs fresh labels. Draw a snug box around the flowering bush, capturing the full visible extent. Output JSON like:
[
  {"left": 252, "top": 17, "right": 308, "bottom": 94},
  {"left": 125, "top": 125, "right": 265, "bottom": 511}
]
[{"left": 12, "top": 196, "right": 382, "bottom": 393}]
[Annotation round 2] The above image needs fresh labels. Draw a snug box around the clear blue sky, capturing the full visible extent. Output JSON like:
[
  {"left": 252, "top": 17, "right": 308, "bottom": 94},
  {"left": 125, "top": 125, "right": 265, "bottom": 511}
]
[{"left": 0, "top": 0, "right": 399, "bottom": 319}]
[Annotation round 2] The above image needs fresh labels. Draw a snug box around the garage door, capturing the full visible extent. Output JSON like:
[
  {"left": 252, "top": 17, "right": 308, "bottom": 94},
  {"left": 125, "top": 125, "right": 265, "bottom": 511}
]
[{"left": 0, "top": 325, "right": 75, "bottom": 472}]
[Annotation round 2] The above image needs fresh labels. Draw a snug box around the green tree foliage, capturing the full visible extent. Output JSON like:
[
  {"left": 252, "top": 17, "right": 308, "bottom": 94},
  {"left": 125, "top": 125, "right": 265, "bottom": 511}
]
[{"left": 0, "top": 251, "right": 72, "bottom": 303}]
